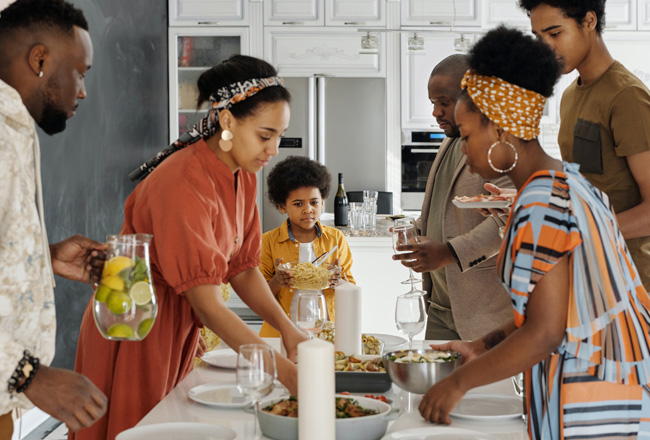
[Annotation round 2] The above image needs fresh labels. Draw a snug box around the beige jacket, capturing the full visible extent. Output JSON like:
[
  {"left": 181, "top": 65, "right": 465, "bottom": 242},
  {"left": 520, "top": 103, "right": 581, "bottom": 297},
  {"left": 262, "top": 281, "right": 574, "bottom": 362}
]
[{"left": 416, "top": 137, "right": 513, "bottom": 340}]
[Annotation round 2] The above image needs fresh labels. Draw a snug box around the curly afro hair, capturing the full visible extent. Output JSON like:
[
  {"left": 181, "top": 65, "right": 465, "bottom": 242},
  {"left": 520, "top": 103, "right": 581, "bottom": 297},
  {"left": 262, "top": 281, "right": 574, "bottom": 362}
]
[
  {"left": 468, "top": 26, "right": 560, "bottom": 97},
  {"left": 519, "top": 0, "right": 605, "bottom": 34},
  {"left": 0, "top": 0, "right": 88, "bottom": 41},
  {"left": 266, "top": 156, "right": 332, "bottom": 209}
]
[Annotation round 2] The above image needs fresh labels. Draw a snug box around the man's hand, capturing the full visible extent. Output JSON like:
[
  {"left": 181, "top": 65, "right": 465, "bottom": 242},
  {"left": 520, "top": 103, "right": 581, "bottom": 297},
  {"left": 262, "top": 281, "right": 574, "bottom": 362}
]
[
  {"left": 392, "top": 237, "right": 456, "bottom": 273},
  {"left": 24, "top": 366, "right": 107, "bottom": 432},
  {"left": 50, "top": 235, "right": 107, "bottom": 285},
  {"left": 475, "top": 183, "right": 517, "bottom": 218}
]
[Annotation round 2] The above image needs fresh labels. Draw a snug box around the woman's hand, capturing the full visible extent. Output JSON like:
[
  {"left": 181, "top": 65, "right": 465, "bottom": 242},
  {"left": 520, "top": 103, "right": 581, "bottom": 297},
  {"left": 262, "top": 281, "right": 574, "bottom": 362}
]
[
  {"left": 279, "top": 322, "right": 309, "bottom": 362},
  {"left": 273, "top": 258, "right": 294, "bottom": 288},
  {"left": 419, "top": 373, "right": 467, "bottom": 425},
  {"left": 475, "top": 183, "right": 517, "bottom": 218}
]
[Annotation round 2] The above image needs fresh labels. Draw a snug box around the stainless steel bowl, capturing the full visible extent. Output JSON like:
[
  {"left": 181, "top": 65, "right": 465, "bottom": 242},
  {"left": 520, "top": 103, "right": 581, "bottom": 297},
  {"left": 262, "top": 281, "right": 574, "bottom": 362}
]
[{"left": 383, "top": 349, "right": 461, "bottom": 394}]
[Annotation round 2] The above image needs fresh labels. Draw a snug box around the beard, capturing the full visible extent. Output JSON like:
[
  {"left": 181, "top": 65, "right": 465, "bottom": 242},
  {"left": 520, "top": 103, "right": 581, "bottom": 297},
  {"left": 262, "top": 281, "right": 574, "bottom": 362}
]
[{"left": 37, "top": 77, "right": 68, "bottom": 135}]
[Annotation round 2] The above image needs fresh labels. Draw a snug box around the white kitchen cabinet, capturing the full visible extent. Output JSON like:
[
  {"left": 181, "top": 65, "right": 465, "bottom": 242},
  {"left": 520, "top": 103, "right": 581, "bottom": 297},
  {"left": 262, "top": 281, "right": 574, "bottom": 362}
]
[
  {"left": 265, "top": 27, "right": 385, "bottom": 77},
  {"left": 169, "top": 27, "right": 249, "bottom": 142},
  {"left": 169, "top": 0, "right": 248, "bottom": 26},
  {"left": 638, "top": 0, "right": 650, "bottom": 29},
  {"left": 401, "top": 0, "right": 481, "bottom": 27},
  {"left": 347, "top": 237, "right": 425, "bottom": 340},
  {"left": 326, "top": 0, "right": 386, "bottom": 26},
  {"left": 605, "top": 0, "right": 637, "bottom": 30},
  {"left": 482, "top": 0, "right": 529, "bottom": 30},
  {"left": 401, "top": 33, "right": 472, "bottom": 129},
  {"left": 264, "top": 0, "right": 324, "bottom": 25}
]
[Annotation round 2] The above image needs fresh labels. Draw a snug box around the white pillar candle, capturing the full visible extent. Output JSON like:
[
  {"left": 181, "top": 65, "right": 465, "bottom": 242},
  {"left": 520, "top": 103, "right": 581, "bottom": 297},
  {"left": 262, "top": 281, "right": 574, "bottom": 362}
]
[
  {"left": 334, "top": 281, "right": 362, "bottom": 356},
  {"left": 298, "top": 338, "right": 335, "bottom": 440}
]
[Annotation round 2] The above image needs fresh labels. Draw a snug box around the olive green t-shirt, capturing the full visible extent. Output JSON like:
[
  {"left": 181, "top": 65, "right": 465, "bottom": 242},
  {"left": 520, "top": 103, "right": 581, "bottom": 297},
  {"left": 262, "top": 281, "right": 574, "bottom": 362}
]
[
  {"left": 558, "top": 61, "right": 650, "bottom": 289},
  {"left": 426, "top": 137, "right": 463, "bottom": 322}
]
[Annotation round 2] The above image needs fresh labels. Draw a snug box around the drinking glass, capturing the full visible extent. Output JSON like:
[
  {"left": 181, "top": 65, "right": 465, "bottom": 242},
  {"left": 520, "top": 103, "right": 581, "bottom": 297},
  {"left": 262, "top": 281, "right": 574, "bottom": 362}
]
[
  {"left": 237, "top": 344, "right": 277, "bottom": 440},
  {"left": 362, "top": 190, "right": 378, "bottom": 230},
  {"left": 349, "top": 202, "right": 364, "bottom": 229},
  {"left": 395, "top": 293, "right": 426, "bottom": 349},
  {"left": 392, "top": 218, "right": 423, "bottom": 287},
  {"left": 295, "top": 291, "right": 327, "bottom": 338}
]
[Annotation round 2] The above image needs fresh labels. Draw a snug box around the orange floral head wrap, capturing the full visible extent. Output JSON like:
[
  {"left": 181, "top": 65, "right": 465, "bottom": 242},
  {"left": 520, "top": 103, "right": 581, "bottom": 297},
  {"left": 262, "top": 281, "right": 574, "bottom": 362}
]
[{"left": 460, "top": 70, "right": 546, "bottom": 141}]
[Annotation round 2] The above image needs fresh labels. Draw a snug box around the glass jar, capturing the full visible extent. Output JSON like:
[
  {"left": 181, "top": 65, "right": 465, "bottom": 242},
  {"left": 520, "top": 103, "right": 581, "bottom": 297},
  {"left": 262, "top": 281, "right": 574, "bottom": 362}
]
[{"left": 92, "top": 234, "right": 158, "bottom": 341}]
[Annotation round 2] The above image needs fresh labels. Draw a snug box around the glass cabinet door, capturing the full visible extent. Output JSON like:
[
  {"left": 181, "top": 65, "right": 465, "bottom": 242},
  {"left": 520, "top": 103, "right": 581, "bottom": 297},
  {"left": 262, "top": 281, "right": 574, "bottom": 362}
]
[{"left": 169, "top": 28, "right": 249, "bottom": 142}]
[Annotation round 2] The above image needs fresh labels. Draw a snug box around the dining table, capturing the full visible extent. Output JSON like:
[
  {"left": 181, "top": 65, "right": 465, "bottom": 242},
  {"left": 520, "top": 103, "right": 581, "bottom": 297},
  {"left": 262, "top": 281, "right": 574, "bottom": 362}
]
[{"left": 133, "top": 338, "right": 527, "bottom": 439}]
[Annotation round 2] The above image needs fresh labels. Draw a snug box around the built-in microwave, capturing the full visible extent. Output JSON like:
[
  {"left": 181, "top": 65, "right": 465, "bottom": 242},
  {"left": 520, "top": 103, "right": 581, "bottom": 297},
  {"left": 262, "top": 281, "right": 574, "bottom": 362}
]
[{"left": 401, "top": 130, "right": 446, "bottom": 211}]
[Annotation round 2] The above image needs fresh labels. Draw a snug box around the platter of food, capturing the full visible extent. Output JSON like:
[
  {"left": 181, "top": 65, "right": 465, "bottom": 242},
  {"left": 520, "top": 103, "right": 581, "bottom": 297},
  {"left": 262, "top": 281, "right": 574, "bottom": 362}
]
[
  {"left": 452, "top": 194, "right": 514, "bottom": 209},
  {"left": 334, "top": 352, "right": 392, "bottom": 393}
]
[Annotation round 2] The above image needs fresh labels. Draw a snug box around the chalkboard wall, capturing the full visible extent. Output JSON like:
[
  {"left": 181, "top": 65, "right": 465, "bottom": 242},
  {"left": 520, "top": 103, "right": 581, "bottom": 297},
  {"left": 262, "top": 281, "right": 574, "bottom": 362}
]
[{"left": 39, "top": 0, "right": 169, "bottom": 369}]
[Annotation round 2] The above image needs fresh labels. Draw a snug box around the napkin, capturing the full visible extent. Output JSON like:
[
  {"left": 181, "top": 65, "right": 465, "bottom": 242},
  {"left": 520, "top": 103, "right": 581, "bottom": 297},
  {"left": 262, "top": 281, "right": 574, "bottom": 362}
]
[
  {"left": 334, "top": 281, "right": 362, "bottom": 355},
  {"left": 298, "top": 338, "right": 335, "bottom": 440}
]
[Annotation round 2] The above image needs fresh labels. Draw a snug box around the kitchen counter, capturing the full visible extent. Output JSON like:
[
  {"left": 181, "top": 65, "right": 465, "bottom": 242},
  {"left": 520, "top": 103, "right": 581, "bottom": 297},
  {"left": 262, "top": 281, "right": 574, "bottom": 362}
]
[{"left": 134, "top": 339, "right": 527, "bottom": 439}]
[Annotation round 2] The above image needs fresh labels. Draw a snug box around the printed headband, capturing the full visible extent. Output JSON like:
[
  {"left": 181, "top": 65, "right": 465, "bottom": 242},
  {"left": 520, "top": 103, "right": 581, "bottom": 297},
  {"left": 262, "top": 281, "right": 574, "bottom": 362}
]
[
  {"left": 129, "top": 76, "right": 285, "bottom": 182},
  {"left": 460, "top": 70, "right": 546, "bottom": 141}
]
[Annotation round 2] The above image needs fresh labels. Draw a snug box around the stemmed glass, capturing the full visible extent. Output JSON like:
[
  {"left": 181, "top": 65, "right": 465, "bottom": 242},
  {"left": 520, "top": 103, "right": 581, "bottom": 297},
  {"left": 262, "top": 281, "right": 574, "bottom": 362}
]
[
  {"left": 237, "top": 344, "right": 277, "bottom": 440},
  {"left": 395, "top": 293, "right": 426, "bottom": 349},
  {"left": 392, "top": 217, "right": 423, "bottom": 288},
  {"left": 295, "top": 291, "right": 327, "bottom": 338}
]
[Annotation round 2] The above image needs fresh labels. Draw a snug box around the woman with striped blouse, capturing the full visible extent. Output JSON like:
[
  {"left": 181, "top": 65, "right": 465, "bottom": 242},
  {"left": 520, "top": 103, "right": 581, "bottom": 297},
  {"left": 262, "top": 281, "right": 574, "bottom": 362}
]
[{"left": 419, "top": 26, "right": 650, "bottom": 439}]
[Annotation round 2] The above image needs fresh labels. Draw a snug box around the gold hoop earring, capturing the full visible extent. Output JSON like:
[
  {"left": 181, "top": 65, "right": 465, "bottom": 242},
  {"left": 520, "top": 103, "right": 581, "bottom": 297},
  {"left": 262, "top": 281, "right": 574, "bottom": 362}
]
[
  {"left": 219, "top": 129, "right": 233, "bottom": 152},
  {"left": 487, "top": 140, "right": 518, "bottom": 173}
]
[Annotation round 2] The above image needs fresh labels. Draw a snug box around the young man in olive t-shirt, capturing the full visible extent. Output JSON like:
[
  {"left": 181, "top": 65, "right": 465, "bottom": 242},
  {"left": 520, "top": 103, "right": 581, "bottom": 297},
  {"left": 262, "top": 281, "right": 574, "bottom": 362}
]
[{"left": 520, "top": 0, "right": 650, "bottom": 290}]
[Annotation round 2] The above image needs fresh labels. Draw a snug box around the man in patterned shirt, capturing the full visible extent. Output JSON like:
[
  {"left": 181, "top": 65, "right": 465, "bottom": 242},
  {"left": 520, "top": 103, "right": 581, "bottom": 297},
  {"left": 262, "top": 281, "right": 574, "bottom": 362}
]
[{"left": 0, "top": 0, "right": 107, "bottom": 437}]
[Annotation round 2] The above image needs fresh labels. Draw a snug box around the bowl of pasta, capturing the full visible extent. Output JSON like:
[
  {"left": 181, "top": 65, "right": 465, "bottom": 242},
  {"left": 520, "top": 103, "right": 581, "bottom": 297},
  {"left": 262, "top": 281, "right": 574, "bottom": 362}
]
[
  {"left": 383, "top": 349, "right": 461, "bottom": 394},
  {"left": 276, "top": 261, "right": 341, "bottom": 290}
]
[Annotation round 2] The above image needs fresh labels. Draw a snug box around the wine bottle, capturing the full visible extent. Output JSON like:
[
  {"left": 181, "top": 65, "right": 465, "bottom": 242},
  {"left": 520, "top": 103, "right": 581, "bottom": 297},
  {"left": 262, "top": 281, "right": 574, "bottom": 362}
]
[{"left": 334, "top": 173, "right": 349, "bottom": 226}]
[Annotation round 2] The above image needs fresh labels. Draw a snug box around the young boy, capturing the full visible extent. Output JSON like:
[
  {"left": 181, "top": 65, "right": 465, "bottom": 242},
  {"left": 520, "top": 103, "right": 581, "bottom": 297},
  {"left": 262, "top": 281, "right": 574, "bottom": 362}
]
[
  {"left": 519, "top": 0, "right": 650, "bottom": 289},
  {"left": 259, "top": 156, "right": 355, "bottom": 337}
]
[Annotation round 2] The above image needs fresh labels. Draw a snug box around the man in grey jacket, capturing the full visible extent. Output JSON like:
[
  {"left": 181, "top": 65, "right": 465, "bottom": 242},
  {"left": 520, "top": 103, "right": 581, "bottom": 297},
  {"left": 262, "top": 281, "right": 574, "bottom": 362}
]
[{"left": 394, "top": 55, "right": 513, "bottom": 340}]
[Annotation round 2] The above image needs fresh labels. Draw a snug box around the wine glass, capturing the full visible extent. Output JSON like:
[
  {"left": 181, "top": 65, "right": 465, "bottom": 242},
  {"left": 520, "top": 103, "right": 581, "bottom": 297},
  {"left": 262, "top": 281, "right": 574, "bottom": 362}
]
[
  {"left": 295, "top": 291, "right": 327, "bottom": 338},
  {"left": 237, "top": 344, "right": 277, "bottom": 440},
  {"left": 392, "top": 217, "right": 423, "bottom": 288},
  {"left": 395, "top": 293, "right": 426, "bottom": 349}
]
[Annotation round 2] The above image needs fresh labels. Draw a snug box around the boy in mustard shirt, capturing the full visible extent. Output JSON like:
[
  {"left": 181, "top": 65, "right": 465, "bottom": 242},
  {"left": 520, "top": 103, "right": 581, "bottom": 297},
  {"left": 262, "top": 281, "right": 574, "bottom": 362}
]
[{"left": 259, "top": 156, "right": 355, "bottom": 337}]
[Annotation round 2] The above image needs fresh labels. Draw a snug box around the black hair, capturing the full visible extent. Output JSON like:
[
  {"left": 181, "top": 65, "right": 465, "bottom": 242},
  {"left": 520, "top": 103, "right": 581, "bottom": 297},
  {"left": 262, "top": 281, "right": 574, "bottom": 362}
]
[
  {"left": 430, "top": 54, "right": 469, "bottom": 83},
  {"left": 266, "top": 156, "right": 332, "bottom": 209},
  {"left": 196, "top": 55, "right": 291, "bottom": 128},
  {"left": 0, "top": 0, "right": 88, "bottom": 41},
  {"left": 459, "top": 26, "right": 561, "bottom": 121},
  {"left": 519, "top": 0, "right": 605, "bottom": 34}
]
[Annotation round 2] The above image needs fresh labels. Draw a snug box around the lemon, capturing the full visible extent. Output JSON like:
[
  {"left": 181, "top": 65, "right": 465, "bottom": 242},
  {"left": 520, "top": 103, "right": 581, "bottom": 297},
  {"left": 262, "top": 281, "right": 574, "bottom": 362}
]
[
  {"left": 106, "top": 291, "right": 132, "bottom": 315},
  {"left": 94, "top": 285, "right": 112, "bottom": 303},
  {"left": 130, "top": 281, "right": 153, "bottom": 306},
  {"left": 106, "top": 323, "right": 135, "bottom": 339},
  {"left": 101, "top": 274, "right": 124, "bottom": 291},
  {"left": 105, "top": 256, "right": 135, "bottom": 276},
  {"left": 137, "top": 318, "right": 155, "bottom": 339}
]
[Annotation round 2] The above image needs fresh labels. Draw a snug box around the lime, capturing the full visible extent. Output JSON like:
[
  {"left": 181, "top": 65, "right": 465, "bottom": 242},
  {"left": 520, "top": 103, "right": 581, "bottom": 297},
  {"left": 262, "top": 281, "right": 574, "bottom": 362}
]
[
  {"left": 137, "top": 318, "right": 155, "bottom": 339},
  {"left": 106, "top": 323, "right": 135, "bottom": 339},
  {"left": 106, "top": 291, "right": 132, "bottom": 315},
  {"left": 94, "top": 285, "right": 112, "bottom": 303},
  {"left": 105, "top": 256, "right": 135, "bottom": 276},
  {"left": 130, "top": 281, "right": 153, "bottom": 306},
  {"left": 101, "top": 274, "right": 124, "bottom": 291}
]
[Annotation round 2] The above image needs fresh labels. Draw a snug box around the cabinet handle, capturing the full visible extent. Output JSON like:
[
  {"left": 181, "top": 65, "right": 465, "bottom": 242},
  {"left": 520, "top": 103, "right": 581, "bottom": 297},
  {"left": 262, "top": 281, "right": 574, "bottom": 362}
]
[
  {"left": 198, "top": 21, "right": 219, "bottom": 25},
  {"left": 429, "top": 21, "right": 449, "bottom": 25},
  {"left": 344, "top": 21, "right": 366, "bottom": 25},
  {"left": 282, "top": 21, "right": 305, "bottom": 25}
]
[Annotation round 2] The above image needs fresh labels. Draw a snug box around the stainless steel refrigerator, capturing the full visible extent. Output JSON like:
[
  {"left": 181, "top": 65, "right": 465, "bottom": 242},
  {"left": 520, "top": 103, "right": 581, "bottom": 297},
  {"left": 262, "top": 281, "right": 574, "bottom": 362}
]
[{"left": 261, "top": 76, "right": 387, "bottom": 232}]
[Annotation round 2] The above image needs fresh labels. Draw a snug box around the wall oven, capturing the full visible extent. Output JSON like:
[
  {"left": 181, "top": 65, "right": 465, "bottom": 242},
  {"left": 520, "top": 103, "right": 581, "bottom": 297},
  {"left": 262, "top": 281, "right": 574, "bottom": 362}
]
[{"left": 401, "top": 130, "right": 446, "bottom": 211}]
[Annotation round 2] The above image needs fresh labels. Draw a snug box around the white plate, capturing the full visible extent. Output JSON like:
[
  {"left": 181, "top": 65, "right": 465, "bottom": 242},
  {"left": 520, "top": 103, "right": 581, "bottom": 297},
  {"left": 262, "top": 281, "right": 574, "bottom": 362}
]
[
  {"left": 368, "top": 333, "right": 407, "bottom": 349},
  {"left": 116, "top": 422, "right": 236, "bottom": 440},
  {"left": 452, "top": 199, "right": 511, "bottom": 209},
  {"left": 381, "top": 427, "right": 497, "bottom": 439},
  {"left": 450, "top": 393, "right": 523, "bottom": 421},
  {"left": 188, "top": 383, "right": 288, "bottom": 409},
  {"left": 201, "top": 348, "right": 238, "bottom": 369}
]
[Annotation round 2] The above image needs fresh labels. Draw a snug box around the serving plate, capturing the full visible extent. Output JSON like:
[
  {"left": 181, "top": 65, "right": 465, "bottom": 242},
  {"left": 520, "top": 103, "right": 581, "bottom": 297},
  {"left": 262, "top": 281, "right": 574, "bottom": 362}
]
[
  {"left": 116, "top": 423, "right": 236, "bottom": 440},
  {"left": 450, "top": 394, "right": 523, "bottom": 421},
  {"left": 201, "top": 348, "right": 238, "bottom": 369},
  {"left": 368, "top": 333, "right": 407, "bottom": 351},
  {"left": 381, "top": 427, "right": 497, "bottom": 439},
  {"left": 188, "top": 383, "right": 288, "bottom": 409}
]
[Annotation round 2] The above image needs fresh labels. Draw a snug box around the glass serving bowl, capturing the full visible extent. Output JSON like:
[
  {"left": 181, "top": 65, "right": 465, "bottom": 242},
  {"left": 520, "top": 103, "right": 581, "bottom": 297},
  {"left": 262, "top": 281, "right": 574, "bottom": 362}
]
[
  {"left": 276, "top": 261, "right": 341, "bottom": 290},
  {"left": 92, "top": 234, "right": 158, "bottom": 341}
]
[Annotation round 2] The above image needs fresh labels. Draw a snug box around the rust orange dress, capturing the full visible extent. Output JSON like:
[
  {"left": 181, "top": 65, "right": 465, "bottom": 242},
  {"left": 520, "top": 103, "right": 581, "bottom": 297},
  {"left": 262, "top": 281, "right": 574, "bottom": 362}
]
[{"left": 71, "top": 139, "right": 262, "bottom": 440}]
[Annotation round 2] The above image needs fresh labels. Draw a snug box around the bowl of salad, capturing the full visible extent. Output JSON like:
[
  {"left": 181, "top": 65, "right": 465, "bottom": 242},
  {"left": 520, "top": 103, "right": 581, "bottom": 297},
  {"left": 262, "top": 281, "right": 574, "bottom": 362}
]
[{"left": 383, "top": 349, "right": 461, "bottom": 394}]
